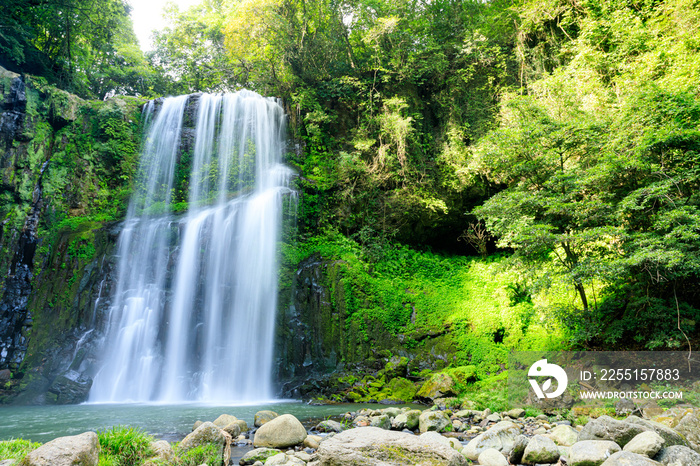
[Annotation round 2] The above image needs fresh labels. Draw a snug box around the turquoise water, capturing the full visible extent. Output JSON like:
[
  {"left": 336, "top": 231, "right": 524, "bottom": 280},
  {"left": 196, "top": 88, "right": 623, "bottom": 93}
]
[{"left": 0, "top": 401, "right": 390, "bottom": 443}]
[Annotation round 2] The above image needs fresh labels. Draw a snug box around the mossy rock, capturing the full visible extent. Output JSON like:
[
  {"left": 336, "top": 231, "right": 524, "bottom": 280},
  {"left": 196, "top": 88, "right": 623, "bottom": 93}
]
[
  {"left": 446, "top": 366, "right": 477, "bottom": 385},
  {"left": 380, "top": 357, "right": 409, "bottom": 379},
  {"left": 240, "top": 448, "right": 282, "bottom": 465},
  {"left": 47, "top": 88, "right": 83, "bottom": 129},
  {"left": 416, "top": 372, "right": 458, "bottom": 400},
  {"left": 386, "top": 377, "right": 418, "bottom": 402}
]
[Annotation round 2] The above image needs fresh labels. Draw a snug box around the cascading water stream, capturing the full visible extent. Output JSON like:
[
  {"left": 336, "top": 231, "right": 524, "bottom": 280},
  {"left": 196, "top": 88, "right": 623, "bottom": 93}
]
[{"left": 89, "top": 91, "right": 293, "bottom": 403}]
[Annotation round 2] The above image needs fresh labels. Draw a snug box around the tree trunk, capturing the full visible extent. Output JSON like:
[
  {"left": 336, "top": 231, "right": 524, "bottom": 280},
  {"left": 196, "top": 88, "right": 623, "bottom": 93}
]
[{"left": 575, "top": 281, "right": 588, "bottom": 310}]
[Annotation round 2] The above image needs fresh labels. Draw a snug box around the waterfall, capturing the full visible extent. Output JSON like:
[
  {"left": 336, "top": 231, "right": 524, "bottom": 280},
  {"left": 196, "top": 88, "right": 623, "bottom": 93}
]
[{"left": 89, "top": 91, "right": 293, "bottom": 403}]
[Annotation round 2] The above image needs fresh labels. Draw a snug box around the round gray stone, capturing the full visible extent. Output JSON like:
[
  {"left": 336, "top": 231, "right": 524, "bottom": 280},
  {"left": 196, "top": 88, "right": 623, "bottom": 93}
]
[
  {"left": 522, "top": 434, "right": 560, "bottom": 464},
  {"left": 253, "top": 414, "right": 307, "bottom": 449},
  {"left": 569, "top": 440, "right": 621, "bottom": 466},
  {"left": 478, "top": 448, "right": 509, "bottom": 466},
  {"left": 601, "top": 451, "right": 662, "bottom": 465},
  {"left": 623, "top": 431, "right": 665, "bottom": 458}
]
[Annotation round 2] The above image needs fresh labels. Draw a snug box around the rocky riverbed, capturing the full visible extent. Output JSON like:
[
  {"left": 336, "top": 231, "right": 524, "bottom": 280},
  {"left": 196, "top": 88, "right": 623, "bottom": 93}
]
[{"left": 3, "top": 403, "right": 700, "bottom": 465}]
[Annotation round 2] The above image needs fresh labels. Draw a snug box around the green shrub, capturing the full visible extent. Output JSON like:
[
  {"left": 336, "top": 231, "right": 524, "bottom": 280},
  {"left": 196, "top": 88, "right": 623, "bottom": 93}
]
[
  {"left": 97, "top": 426, "right": 154, "bottom": 466},
  {"left": 0, "top": 439, "right": 40, "bottom": 461},
  {"left": 176, "top": 443, "right": 222, "bottom": 466},
  {"left": 524, "top": 407, "right": 543, "bottom": 418}
]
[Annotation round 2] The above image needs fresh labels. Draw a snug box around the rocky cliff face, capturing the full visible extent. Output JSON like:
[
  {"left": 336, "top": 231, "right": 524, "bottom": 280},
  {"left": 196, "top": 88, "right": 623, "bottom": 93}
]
[
  {"left": 0, "top": 69, "right": 32, "bottom": 374},
  {"left": 0, "top": 67, "right": 143, "bottom": 404}
]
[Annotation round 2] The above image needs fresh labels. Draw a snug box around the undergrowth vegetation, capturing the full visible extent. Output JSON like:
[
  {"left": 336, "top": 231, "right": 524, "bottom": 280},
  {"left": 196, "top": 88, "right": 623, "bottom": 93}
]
[
  {"left": 174, "top": 443, "right": 222, "bottom": 466},
  {"left": 282, "top": 230, "right": 572, "bottom": 397},
  {"left": 97, "top": 426, "right": 154, "bottom": 466},
  {"left": 0, "top": 439, "right": 40, "bottom": 462}
]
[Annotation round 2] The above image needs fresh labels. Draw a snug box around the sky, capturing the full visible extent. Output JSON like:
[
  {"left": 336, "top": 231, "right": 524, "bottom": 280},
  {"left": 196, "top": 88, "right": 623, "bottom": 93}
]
[{"left": 129, "top": 0, "right": 202, "bottom": 51}]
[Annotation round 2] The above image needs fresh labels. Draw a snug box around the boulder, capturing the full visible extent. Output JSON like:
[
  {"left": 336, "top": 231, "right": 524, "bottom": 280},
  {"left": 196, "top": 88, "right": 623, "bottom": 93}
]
[
  {"left": 392, "top": 410, "right": 421, "bottom": 430},
  {"left": 416, "top": 373, "right": 457, "bottom": 400},
  {"left": 47, "top": 89, "right": 83, "bottom": 129},
  {"left": 642, "top": 402, "right": 665, "bottom": 419},
  {"left": 420, "top": 431, "right": 461, "bottom": 452},
  {"left": 193, "top": 420, "right": 204, "bottom": 431},
  {"left": 625, "top": 416, "right": 687, "bottom": 448},
  {"left": 254, "top": 411, "right": 279, "bottom": 427},
  {"left": 418, "top": 410, "right": 450, "bottom": 433},
  {"left": 223, "top": 422, "right": 242, "bottom": 438},
  {"left": 316, "top": 427, "right": 467, "bottom": 465},
  {"left": 179, "top": 422, "right": 227, "bottom": 454},
  {"left": 615, "top": 399, "right": 637, "bottom": 417},
  {"left": 315, "top": 420, "right": 343, "bottom": 433},
  {"left": 253, "top": 414, "right": 307, "bottom": 449},
  {"left": 578, "top": 415, "right": 646, "bottom": 447},
  {"left": 20, "top": 432, "right": 98, "bottom": 466},
  {"left": 232, "top": 420, "right": 249, "bottom": 433},
  {"left": 151, "top": 440, "right": 174, "bottom": 462},
  {"left": 380, "top": 407, "right": 402, "bottom": 418},
  {"left": 420, "top": 431, "right": 453, "bottom": 449},
  {"left": 0, "top": 66, "right": 20, "bottom": 79},
  {"left": 353, "top": 416, "right": 370, "bottom": 427},
  {"left": 293, "top": 451, "right": 314, "bottom": 462},
  {"left": 454, "top": 409, "right": 481, "bottom": 419},
  {"left": 47, "top": 372, "right": 92, "bottom": 404},
  {"left": 600, "top": 451, "right": 662, "bottom": 465},
  {"left": 478, "top": 448, "right": 509, "bottom": 466},
  {"left": 508, "top": 435, "right": 528, "bottom": 464},
  {"left": 462, "top": 421, "right": 520, "bottom": 460},
  {"left": 569, "top": 440, "right": 621, "bottom": 466},
  {"left": 670, "top": 409, "right": 700, "bottom": 452},
  {"left": 303, "top": 436, "right": 321, "bottom": 449},
  {"left": 654, "top": 445, "right": 700, "bottom": 465},
  {"left": 623, "top": 431, "right": 665, "bottom": 458},
  {"left": 522, "top": 435, "right": 560, "bottom": 464},
  {"left": 213, "top": 414, "right": 238, "bottom": 428},
  {"left": 550, "top": 424, "right": 579, "bottom": 446},
  {"left": 505, "top": 408, "right": 525, "bottom": 419},
  {"left": 486, "top": 414, "right": 501, "bottom": 422},
  {"left": 263, "top": 453, "right": 305, "bottom": 465},
  {"left": 370, "top": 415, "right": 391, "bottom": 430}
]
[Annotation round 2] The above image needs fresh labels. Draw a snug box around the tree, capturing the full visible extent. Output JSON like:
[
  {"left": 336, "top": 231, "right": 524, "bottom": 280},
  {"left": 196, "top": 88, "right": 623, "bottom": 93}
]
[
  {"left": 473, "top": 93, "right": 613, "bottom": 312},
  {"left": 0, "top": 0, "right": 160, "bottom": 99},
  {"left": 150, "top": 0, "right": 237, "bottom": 93}
]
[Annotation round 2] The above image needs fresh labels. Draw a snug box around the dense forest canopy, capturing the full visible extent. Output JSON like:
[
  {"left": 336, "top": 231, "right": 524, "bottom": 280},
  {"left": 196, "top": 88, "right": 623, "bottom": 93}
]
[{"left": 2, "top": 0, "right": 699, "bottom": 351}]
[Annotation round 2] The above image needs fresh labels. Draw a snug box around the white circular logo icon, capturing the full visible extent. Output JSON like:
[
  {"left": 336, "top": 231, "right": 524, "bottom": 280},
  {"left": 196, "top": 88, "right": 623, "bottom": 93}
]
[{"left": 528, "top": 359, "right": 568, "bottom": 399}]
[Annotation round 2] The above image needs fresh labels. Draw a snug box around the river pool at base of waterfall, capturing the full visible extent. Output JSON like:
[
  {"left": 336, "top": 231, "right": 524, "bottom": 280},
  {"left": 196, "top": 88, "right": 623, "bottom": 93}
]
[{"left": 0, "top": 401, "right": 423, "bottom": 444}]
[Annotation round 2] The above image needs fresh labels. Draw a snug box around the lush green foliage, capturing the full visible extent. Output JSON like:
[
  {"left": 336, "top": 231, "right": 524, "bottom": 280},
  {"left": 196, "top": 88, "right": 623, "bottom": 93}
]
[
  {"left": 150, "top": 1, "right": 236, "bottom": 94},
  {"left": 283, "top": 231, "right": 569, "bottom": 381},
  {"left": 143, "top": 0, "right": 695, "bottom": 353},
  {"left": 152, "top": 0, "right": 518, "bottom": 250},
  {"left": 0, "top": 0, "right": 167, "bottom": 98},
  {"left": 5, "top": 0, "right": 699, "bottom": 385},
  {"left": 0, "top": 439, "right": 40, "bottom": 461},
  {"left": 97, "top": 426, "right": 154, "bottom": 466},
  {"left": 473, "top": 0, "right": 700, "bottom": 348}
]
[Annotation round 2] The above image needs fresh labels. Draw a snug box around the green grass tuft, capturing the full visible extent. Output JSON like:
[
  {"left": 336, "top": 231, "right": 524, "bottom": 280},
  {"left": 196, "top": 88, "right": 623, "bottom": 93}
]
[
  {"left": 175, "top": 443, "right": 222, "bottom": 466},
  {"left": 0, "top": 439, "right": 40, "bottom": 461},
  {"left": 97, "top": 426, "right": 154, "bottom": 466}
]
